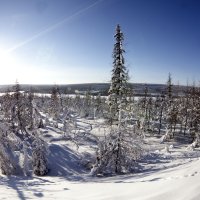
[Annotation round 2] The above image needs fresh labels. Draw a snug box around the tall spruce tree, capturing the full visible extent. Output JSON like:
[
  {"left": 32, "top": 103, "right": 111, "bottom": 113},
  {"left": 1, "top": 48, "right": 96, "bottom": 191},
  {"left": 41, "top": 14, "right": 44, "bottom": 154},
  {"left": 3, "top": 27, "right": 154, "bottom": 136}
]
[
  {"left": 91, "top": 25, "right": 143, "bottom": 176},
  {"left": 108, "top": 24, "right": 129, "bottom": 123}
]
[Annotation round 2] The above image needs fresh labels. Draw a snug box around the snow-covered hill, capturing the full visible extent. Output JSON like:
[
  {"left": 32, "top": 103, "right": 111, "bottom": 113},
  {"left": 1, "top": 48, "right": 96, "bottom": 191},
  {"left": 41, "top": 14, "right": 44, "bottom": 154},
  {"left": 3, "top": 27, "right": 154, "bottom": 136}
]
[{"left": 1, "top": 117, "right": 200, "bottom": 200}]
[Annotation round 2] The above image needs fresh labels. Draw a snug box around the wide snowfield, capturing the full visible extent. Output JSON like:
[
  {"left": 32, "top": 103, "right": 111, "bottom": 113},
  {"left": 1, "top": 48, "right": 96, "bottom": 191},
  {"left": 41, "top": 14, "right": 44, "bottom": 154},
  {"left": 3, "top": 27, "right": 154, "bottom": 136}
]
[
  {"left": 1, "top": 158, "right": 200, "bottom": 200},
  {"left": 1, "top": 118, "right": 200, "bottom": 200}
]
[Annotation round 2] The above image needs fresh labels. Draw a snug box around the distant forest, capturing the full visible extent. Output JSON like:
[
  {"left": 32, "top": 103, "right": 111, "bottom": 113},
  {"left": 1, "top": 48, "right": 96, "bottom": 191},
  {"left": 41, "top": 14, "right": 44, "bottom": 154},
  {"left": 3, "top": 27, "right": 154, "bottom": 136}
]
[{"left": 0, "top": 83, "right": 188, "bottom": 96}]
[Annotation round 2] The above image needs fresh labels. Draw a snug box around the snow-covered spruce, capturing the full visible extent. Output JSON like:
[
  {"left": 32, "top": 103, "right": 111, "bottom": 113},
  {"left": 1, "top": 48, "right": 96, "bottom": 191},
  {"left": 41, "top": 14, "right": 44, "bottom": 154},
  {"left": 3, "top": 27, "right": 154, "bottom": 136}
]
[
  {"left": 0, "top": 130, "right": 17, "bottom": 175},
  {"left": 107, "top": 24, "right": 130, "bottom": 124},
  {"left": 32, "top": 133, "right": 49, "bottom": 176},
  {"left": 91, "top": 25, "right": 143, "bottom": 176}
]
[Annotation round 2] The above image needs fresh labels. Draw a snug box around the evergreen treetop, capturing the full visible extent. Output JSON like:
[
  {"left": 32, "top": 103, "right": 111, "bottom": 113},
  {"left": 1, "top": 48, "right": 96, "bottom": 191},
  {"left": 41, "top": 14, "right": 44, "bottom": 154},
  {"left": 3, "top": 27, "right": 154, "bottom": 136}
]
[{"left": 108, "top": 24, "right": 129, "bottom": 122}]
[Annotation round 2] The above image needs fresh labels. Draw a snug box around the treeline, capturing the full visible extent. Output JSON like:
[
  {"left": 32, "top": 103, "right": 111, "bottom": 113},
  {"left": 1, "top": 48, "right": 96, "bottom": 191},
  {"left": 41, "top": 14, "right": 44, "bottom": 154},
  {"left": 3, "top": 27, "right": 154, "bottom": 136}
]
[
  {"left": 0, "top": 77, "right": 199, "bottom": 176},
  {"left": 0, "top": 82, "right": 189, "bottom": 96}
]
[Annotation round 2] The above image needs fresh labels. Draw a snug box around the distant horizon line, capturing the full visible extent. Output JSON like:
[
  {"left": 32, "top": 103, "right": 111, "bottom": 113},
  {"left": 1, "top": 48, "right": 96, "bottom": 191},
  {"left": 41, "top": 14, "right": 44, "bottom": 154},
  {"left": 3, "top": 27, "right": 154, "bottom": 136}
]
[{"left": 0, "top": 82, "right": 194, "bottom": 87}]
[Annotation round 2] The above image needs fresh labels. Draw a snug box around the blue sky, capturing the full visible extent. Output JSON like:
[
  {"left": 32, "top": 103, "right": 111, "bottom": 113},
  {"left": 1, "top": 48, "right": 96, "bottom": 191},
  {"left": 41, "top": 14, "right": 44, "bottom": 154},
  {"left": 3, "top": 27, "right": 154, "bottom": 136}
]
[{"left": 0, "top": 0, "right": 199, "bottom": 85}]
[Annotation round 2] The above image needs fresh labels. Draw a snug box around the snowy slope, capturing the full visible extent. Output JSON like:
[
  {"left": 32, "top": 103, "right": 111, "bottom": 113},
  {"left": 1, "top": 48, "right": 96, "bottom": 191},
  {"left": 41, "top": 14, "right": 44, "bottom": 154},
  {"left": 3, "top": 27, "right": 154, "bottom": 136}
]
[
  {"left": 1, "top": 119, "right": 200, "bottom": 200},
  {"left": 0, "top": 158, "right": 200, "bottom": 200}
]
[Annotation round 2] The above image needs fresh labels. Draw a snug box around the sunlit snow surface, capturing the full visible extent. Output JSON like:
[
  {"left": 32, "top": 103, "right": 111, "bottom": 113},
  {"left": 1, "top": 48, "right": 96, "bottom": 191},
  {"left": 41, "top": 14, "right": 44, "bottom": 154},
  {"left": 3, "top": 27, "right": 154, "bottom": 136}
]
[{"left": 1, "top": 118, "right": 200, "bottom": 200}]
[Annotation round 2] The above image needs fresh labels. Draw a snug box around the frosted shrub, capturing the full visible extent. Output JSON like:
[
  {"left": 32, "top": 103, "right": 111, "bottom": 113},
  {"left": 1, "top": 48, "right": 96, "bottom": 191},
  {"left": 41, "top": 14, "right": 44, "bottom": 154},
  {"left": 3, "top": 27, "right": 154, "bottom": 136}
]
[{"left": 91, "top": 126, "right": 143, "bottom": 176}]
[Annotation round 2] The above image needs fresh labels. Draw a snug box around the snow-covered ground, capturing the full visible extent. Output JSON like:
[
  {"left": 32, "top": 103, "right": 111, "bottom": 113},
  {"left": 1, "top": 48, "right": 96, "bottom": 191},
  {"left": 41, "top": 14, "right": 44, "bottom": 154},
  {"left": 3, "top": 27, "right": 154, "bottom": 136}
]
[
  {"left": 1, "top": 158, "right": 200, "bottom": 200},
  {"left": 1, "top": 118, "right": 200, "bottom": 200}
]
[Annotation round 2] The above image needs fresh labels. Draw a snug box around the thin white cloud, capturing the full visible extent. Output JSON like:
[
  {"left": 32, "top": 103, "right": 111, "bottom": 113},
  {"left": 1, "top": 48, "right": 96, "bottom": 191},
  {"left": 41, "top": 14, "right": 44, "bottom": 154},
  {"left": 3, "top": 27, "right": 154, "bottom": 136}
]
[{"left": 6, "top": 0, "right": 104, "bottom": 53}]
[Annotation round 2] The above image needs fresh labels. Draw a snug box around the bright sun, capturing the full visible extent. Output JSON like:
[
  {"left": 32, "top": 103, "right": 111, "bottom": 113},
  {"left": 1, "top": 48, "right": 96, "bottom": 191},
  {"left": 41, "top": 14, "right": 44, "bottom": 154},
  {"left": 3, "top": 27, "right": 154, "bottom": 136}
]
[
  {"left": 0, "top": 49, "right": 21, "bottom": 84},
  {"left": 0, "top": 48, "right": 46, "bottom": 84},
  {"left": 0, "top": 50, "right": 13, "bottom": 68}
]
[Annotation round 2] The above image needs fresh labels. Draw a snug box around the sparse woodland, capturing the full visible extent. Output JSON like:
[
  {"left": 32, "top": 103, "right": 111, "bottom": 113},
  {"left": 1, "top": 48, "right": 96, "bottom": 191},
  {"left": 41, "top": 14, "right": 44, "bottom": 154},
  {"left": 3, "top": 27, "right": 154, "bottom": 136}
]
[{"left": 0, "top": 25, "right": 200, "bottom": 177}]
